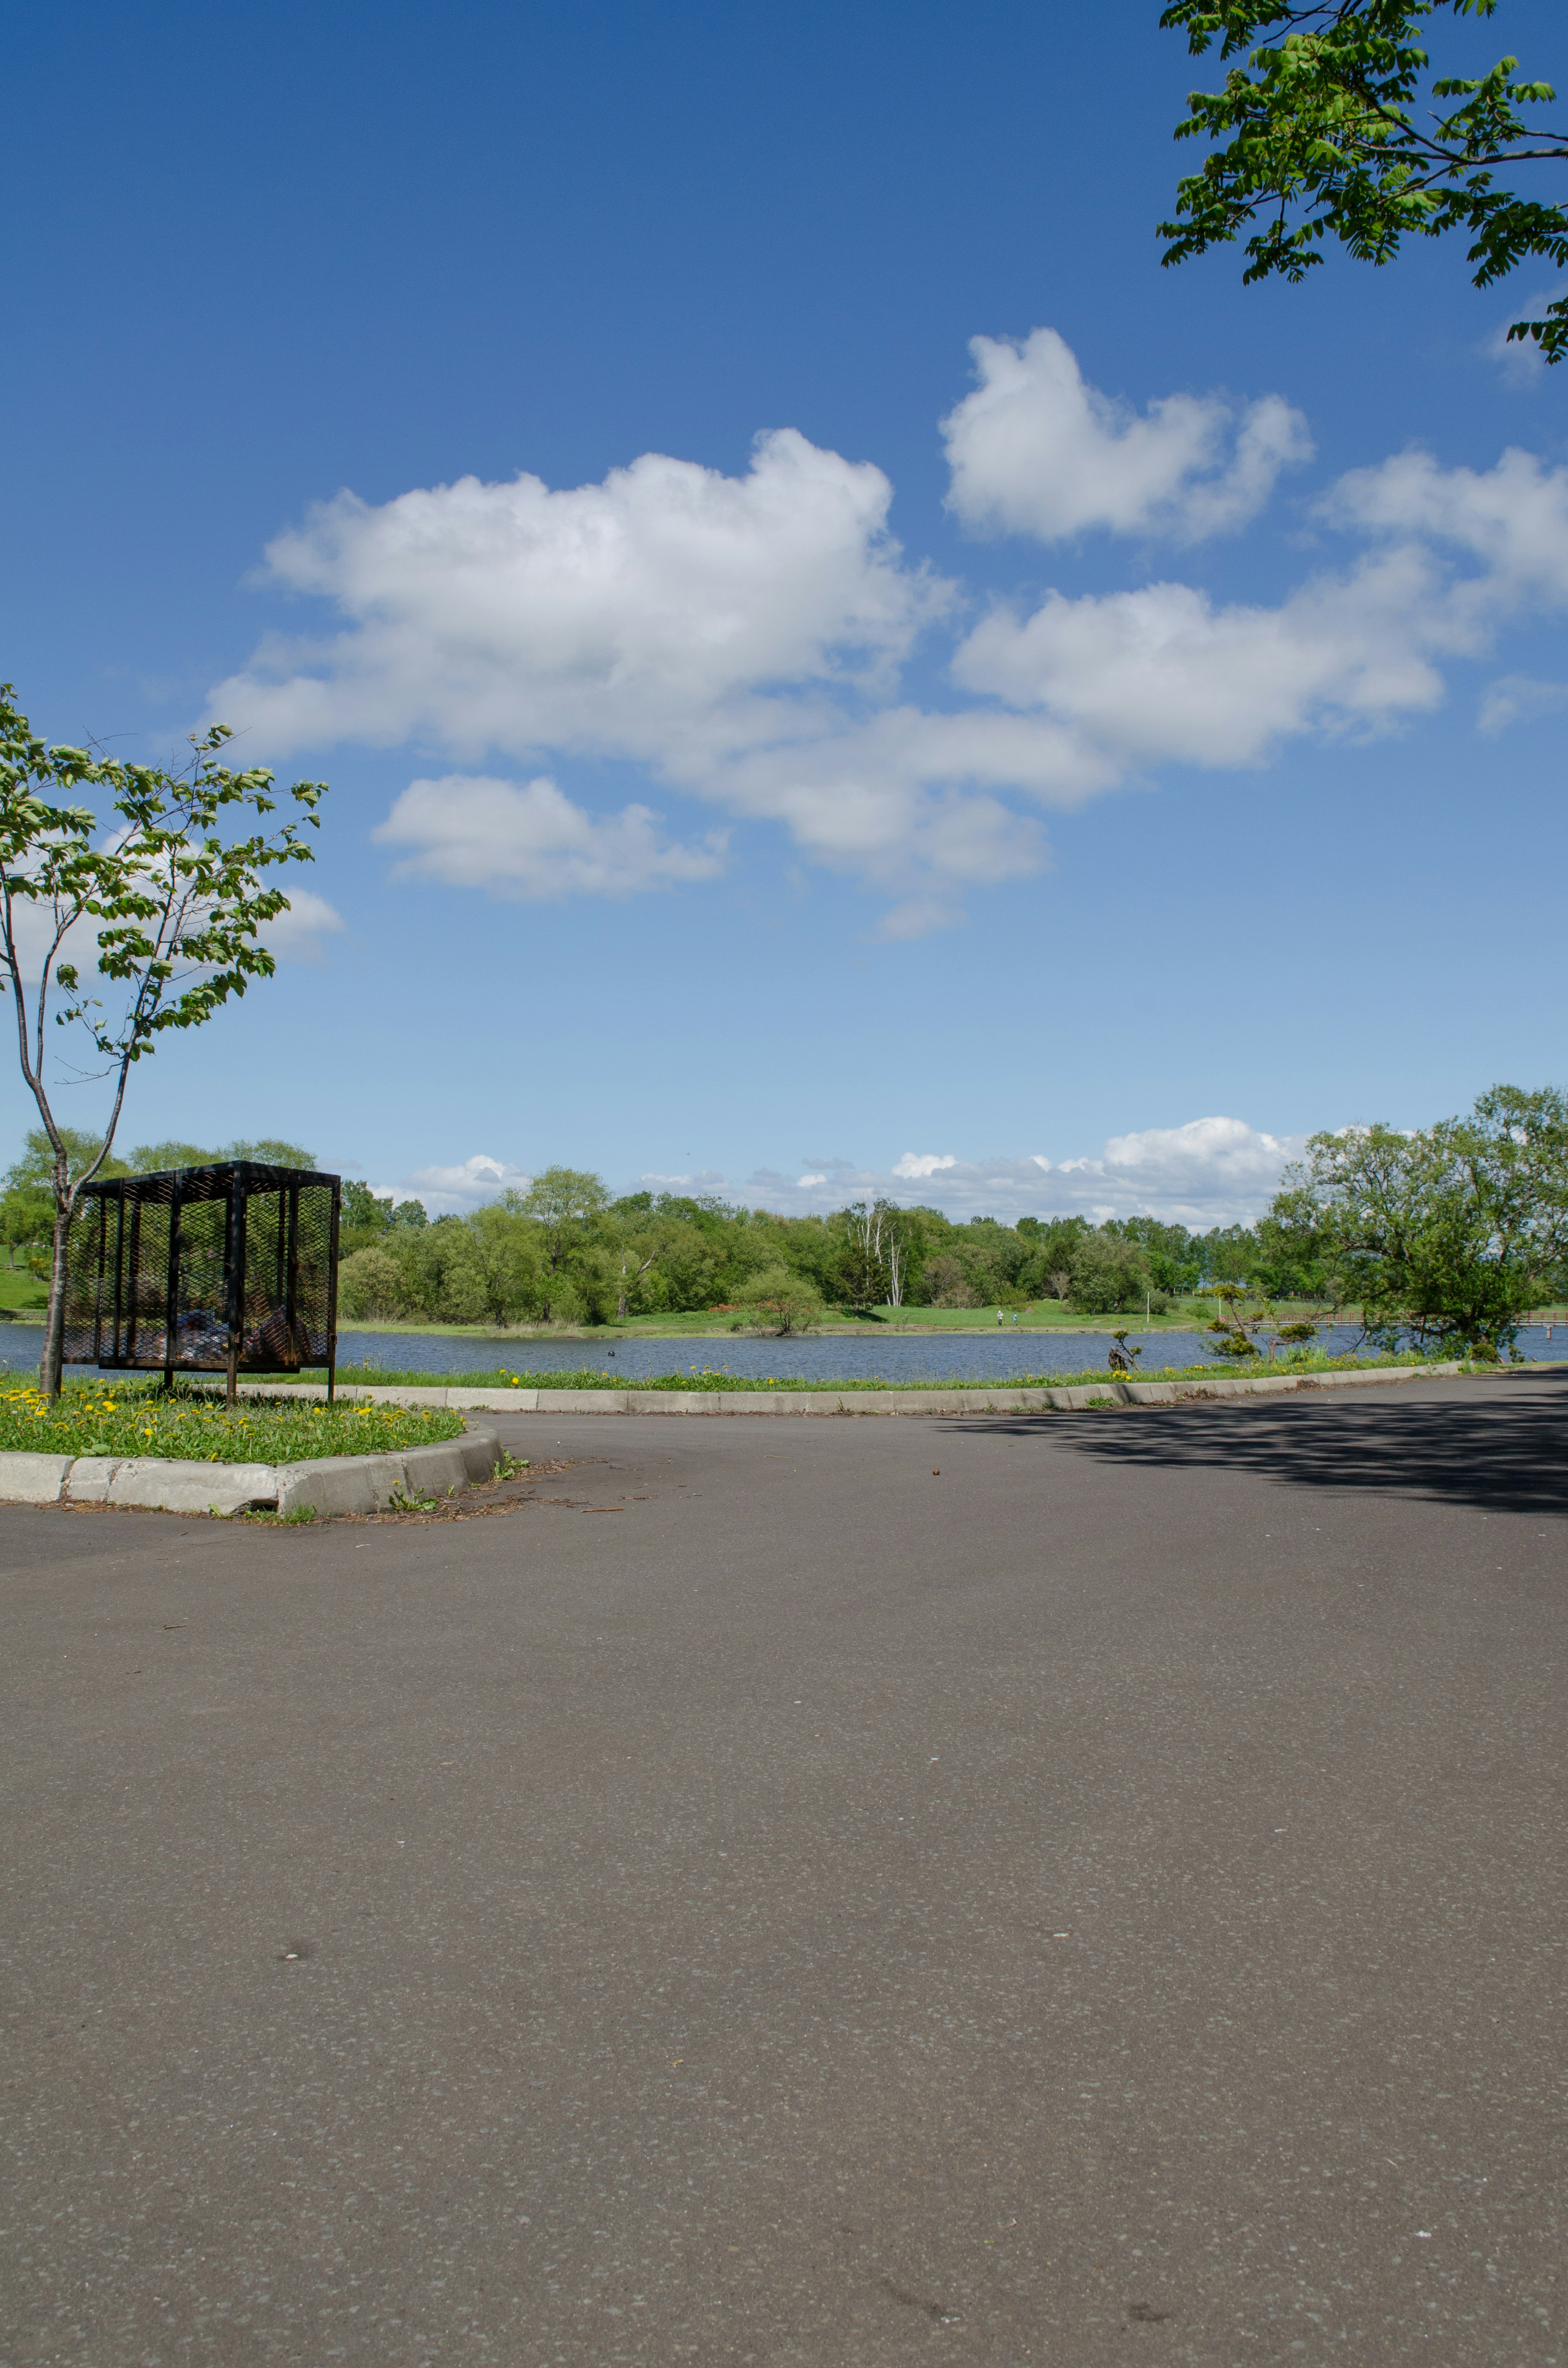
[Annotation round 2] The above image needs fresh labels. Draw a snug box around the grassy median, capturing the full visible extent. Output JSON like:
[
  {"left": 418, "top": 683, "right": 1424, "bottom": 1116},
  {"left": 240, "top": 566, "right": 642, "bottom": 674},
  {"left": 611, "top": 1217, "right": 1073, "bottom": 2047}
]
[{"left": 0, "top": 1378, "right": 466, "bottom": 1464}]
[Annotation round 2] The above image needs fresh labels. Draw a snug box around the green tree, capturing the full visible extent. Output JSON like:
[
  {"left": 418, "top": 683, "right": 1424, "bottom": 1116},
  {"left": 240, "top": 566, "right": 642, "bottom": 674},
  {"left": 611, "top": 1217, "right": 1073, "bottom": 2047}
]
[
  {"left": 6, "top": 1125, "right": 129, "bottom": 1191},
  {"left": 1274, "top": 1083, "right": 1568, "bottom": 1353},
  {"left": 1159, "top": 1, "right": 1568, "bottom": 359},
  {"left": 1192, "top": 1223, "right": 1261, "bottom": 1289},
  {"left": 336, "top": 1244, "right": 406, "bottom": 1322},
  {"left": 1067, "top": 1231, "right": 1153, "bottom": 1314},
  {"left": 833, "top": 1199, "right": 911, "bottom": 1309},
  {"left": 118, "top": 1137, "right": 318, "bottom": 1175},
  {"left": 1104, "top": 1215, "right": 1201, "bottom": 1297},
  {"left": 125, "top": 1140, "right": 220, "bottom": 1171},
  {"left": 339, "top": 1180, "right": 394, "bottom": 1256},
  {"left": 1, "top": 1185, "right": 53, "bottom": 1270},
  {"left": 517, "top": 1166, "right": 609, "bottom": 1307},
  {"left": 0, "top": 688, "right": 326, "bottom": 1393},
  {"left": 443, "top": 1204, "right": 549, "bottom": 1326}
]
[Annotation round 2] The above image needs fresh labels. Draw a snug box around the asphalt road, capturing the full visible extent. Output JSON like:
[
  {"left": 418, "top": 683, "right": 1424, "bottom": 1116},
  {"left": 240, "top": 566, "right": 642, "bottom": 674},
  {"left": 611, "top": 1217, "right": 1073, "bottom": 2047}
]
[{"left": 3, "top": 1375, "right": 1566, "bottom": 2367}]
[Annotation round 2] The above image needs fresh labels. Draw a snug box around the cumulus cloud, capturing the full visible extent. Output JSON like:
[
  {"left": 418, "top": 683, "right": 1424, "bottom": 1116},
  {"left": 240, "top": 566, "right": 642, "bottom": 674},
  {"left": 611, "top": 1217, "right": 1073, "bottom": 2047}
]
[
  {"left": 942, "top": 329, "right": 1312, "bottom": 544},
  {"left": 383, "top": 1116, "right": 1301, "bottom": 1226},
  {"left": 953, "top": 441, "right": 1568, "bottom": 771},
  {"left": 6, "top": 869, "right": 344, "bottom": 981},
  {"left": 210, "top": 429, "right": 947, "bottom": 760},
  {"left": 257, "top": 886, "right": 346, "bottom": 962},
  {"left": 202, "top": 333, "right": 1568, "bottom": 930},
  {"left": 1479, "top": 674, "right": 1568, "bottom": 735},
  {"left": 393, "top": 1153, "right": 533, "bottom": 1214},
  {"left": 373, "top": 774, "right": 726, "bottom": 899},
  {"left": 953, "top": 545, "right": 1457, "bottom": 768},
  {"left": 742, "top": 1117, "right": 1303, "bottom": 1224}
]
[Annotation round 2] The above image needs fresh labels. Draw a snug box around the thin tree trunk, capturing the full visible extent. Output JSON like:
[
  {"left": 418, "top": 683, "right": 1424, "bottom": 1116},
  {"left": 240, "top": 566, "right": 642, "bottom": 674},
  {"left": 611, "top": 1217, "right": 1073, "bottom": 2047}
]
[{"left": 40, "top": 1194, "right": 73, "bottom": 1398}]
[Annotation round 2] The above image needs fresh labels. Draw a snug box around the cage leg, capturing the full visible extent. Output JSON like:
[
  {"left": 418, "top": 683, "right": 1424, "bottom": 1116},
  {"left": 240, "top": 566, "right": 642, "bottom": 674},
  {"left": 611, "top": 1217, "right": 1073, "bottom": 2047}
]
[
  {"left": 327, "top": 1353, "right": 335, "bottom": 1407},
  {"left": 163, "top": 1360, "right": 174, "bottom": 1398},
  {"left": 226, "top": 1347, "right": 239, "bottom": 1410}
]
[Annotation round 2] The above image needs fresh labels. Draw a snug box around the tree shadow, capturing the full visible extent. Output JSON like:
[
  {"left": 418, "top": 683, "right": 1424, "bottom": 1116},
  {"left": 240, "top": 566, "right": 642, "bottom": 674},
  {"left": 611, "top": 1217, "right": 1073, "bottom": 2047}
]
[{"left": 953, "top": 1376, "right": 1568, "bottom": 1521}]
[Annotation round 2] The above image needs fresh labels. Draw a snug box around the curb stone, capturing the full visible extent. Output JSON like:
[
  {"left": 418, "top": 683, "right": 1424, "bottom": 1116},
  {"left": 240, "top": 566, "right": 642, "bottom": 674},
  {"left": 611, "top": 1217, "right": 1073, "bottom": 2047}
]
[
  {"left": 221, "top": 1362, "right": 1477, "bottom": 1416},
  {"left": 0, "top": 1424, "right": 503, "bottom": 1519}
]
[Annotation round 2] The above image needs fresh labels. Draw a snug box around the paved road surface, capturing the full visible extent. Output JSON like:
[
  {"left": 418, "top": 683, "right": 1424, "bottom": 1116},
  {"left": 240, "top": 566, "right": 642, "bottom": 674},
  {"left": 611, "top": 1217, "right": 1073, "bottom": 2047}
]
[{"left": 3, "top": 1375, "right": 1566, "bottom": 2366}]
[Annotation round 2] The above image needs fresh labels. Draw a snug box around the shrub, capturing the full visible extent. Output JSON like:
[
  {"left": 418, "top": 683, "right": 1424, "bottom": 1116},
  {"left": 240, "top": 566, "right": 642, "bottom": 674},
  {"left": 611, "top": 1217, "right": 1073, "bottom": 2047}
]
[
  {"left": 337, "top": 1245, "right": 408, "bottom": 1322},
  {"left": 735, "top": 1264, "right": 824, "bottom": 1336},
  {"left": 922, "top": 1254, "right": 980, "bottom": 1308}
]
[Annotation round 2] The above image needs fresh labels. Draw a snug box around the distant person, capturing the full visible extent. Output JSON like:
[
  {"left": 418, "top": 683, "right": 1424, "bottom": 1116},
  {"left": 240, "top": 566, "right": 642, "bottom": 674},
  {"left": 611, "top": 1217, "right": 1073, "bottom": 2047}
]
[{"left": 996, "top": 1307, "right": 1004, "bottom": 1326}]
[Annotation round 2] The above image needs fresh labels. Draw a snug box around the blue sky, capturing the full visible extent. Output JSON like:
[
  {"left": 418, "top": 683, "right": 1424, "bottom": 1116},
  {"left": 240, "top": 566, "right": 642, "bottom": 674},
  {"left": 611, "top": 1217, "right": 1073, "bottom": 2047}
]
[{"left": 4, "top": 0, "right": 1564, "bottom": 1224}]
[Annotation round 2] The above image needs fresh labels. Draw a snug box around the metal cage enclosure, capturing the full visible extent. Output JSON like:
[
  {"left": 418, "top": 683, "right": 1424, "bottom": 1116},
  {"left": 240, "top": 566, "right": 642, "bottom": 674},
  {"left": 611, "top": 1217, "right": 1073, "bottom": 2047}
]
[{"left": 62, "top": 1164, "right": 340, "bottom": 1400}]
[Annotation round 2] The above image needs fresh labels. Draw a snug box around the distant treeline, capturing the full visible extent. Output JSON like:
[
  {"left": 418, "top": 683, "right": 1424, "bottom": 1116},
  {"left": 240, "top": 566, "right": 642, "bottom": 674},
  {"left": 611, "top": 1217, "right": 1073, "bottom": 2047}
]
[
  {"left": 13, "top": 1085, "right": 1566, "bottom": 1358},
  {"left": 332, "top": 1168, "right": 1319, "bottom": 1327}
]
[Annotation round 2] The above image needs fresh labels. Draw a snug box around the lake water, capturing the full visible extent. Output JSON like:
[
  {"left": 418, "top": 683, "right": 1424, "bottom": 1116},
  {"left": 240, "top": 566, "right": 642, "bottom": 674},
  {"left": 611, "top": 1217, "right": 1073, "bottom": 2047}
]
[
  {"left": 20, "top": 1320, "right": 1567, "bottom": 1387},
  {"left": 324, "top": 1322, "right": 1568, "bottom": 1384}
]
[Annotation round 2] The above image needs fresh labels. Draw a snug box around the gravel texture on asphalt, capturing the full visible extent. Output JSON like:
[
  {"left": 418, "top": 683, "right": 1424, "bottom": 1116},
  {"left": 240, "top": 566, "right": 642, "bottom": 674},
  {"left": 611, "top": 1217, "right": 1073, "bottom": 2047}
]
[{"left": 2, "top": 1373, "right": 1566, "bottom": 2366}]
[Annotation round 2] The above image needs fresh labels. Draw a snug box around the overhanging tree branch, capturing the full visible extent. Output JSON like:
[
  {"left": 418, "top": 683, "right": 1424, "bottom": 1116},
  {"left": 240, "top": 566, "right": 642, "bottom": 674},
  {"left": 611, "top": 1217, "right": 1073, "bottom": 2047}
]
[{"left": 1158, "top": 1, "right": 1568, "bottom": 357}]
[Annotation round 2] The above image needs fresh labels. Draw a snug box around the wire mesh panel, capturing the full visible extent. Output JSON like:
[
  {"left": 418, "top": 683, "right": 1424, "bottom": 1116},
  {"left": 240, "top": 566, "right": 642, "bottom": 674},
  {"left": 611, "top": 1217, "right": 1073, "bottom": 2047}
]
[{"left": 62, "top": 1164, "right": 340, "bottom": 1397}]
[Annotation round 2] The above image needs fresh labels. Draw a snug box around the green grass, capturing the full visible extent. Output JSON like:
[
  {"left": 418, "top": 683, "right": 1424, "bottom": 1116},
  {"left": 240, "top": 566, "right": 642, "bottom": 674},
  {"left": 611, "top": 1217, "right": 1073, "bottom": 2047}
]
[
  {"left": 0, "top": 1376, "right": 466, "bottom": 1463},
  {"left": 297, "top": 1348, "right": 1474, "bottom": 1394},
  {"left": 0, "top": 1269, "right": 48, "bottom": 1312},
  {"left": 333, "top": 1300, "right": 1347, "bottom": 1340}
]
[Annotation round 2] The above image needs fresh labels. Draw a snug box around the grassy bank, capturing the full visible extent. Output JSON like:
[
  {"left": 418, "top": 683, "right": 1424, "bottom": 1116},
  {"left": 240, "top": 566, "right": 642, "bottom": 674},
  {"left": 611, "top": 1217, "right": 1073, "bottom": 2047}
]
[
  {"left": 0, "top": 1378, "right": 465, "bottom": 1463},
  {"left": 275, "top": 1348, "right": 1482, "bottom": 1393},
  {"left": 334, "top": 1302, "right": 1338, "bottom": 1340},
  {"left": 331, "top": 1301, "right": 1568, "bottom": 1342}
]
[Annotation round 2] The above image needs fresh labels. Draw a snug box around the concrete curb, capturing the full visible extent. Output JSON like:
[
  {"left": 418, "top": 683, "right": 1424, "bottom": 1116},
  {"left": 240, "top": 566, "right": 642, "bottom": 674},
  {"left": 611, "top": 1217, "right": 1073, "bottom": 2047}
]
[
  {"left": 0, "top": 1423, "right": 503, "bottom": 1518},
  {"left": 220, "top": 1362, "right": 1475, "bottom": 1416}
]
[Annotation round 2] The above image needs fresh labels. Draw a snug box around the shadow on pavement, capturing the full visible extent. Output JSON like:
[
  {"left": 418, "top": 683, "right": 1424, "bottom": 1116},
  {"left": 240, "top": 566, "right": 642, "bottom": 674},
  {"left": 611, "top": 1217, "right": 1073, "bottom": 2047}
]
[{"left": 953, "top": 1376, "right": 1568, "bottom": 1520}]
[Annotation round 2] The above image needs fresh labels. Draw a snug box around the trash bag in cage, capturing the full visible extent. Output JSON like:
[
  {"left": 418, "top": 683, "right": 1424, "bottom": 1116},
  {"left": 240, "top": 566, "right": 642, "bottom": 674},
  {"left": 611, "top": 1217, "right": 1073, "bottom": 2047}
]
[{"left": 62, "top": 1163, "right": 341, "bottom": 1398}]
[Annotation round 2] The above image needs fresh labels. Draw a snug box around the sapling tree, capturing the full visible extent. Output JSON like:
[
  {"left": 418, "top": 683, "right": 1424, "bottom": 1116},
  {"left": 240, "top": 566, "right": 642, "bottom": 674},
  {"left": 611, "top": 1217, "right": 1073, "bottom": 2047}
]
[{"left": 0, "top": 687, "right": 327, "bottom": 1395}]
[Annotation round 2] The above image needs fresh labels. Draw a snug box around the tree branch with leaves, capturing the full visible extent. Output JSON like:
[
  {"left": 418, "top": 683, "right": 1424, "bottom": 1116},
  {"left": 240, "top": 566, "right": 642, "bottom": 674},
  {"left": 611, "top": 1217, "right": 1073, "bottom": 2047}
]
[
  {"left": 1159, "top": 0, "right": 1568, "bottom": 359},
  {"left": 0, "top": 686, "right": 327, "bottom": 1394}
]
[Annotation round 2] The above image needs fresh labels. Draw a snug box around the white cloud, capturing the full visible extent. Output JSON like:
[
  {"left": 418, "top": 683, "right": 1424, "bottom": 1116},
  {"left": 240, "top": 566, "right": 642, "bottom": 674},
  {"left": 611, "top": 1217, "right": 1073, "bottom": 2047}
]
[
  {"left": 744, "top": 1117, "right": 1302, "bottom": 1224},
  {"left": 211, "top": 429, "right": 947, "bottom": 760},
  {"left": 1479, "top": 674, "right": 1568, "bottom": 735},
  {"left": 1093, "top": 1115, "right": 1298, "bottom": 1202},
  {"left": 1328, "top": 444, "right": 1568, "bottom": 606},
  {"left": 6, "top": 871, "right": 344, "bottom": 980},
  {"left": 351, "top": 1117, "right": 1303, "bottom": 1230},
  {"left": 202, "top": 334, "right": 1568, "bottom": 928},
  {"left": 942, "top": 328, "right": 1311, "bottom": 544},
  {"left": 373, "top": 774, "right": 726, "bottom": 899},
  {"left": 257, "top": 886, "right": 346, "bottom": 962},
  {"left": 629, "top": 1170, "right": 731, "bottom": 1196},
  {"left": 1479, "top": 291, "right": 1558, "bottom": 387},
  {"left": 953, "top": 545, "right": 1457, "bottom": 768},
  {"left": 396, "top": 1153, "right": 532, "bottom": 1214}
]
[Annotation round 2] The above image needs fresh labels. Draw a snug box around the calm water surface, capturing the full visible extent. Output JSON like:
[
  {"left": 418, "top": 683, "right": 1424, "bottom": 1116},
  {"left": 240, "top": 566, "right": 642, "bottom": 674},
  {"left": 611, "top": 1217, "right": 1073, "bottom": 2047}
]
[
  {"left": 22, "top": 1320, "right": 1568, "bottom": 1385},
  {"left": 328, "top": 1322, "right": 1568, "bottom": 1383}
]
